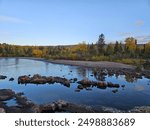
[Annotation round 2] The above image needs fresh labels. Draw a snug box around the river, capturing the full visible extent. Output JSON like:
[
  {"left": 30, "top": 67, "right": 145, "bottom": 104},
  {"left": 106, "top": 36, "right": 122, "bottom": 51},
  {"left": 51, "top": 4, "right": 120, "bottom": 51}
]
[{"left": 0, "top": 58, "right": 150, "bottom": 110}]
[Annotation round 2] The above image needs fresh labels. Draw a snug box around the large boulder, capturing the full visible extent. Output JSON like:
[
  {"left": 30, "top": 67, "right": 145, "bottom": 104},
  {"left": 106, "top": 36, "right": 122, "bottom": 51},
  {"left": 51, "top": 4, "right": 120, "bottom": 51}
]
[{"left": 0, "top": 89, "right": 15, "bottom": 101}]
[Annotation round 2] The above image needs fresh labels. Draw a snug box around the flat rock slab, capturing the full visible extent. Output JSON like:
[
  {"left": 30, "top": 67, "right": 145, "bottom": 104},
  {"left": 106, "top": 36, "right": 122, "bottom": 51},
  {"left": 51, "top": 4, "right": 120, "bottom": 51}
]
[{"left": 0, "top": 89, "right": 15, "bottom": 101}]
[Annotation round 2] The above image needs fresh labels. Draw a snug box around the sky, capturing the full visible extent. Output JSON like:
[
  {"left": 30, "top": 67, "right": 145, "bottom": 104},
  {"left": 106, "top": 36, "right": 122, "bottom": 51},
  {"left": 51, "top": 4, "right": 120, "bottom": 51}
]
[{"left": 0, "top": 0, "right": 150, "bottom": 45}]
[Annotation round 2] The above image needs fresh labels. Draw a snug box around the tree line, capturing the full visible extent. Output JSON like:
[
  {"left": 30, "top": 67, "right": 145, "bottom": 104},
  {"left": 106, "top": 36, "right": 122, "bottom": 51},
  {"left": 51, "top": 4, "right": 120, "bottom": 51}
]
[{"left": 0, "top": 34, "right": 150, "bottom": 65}]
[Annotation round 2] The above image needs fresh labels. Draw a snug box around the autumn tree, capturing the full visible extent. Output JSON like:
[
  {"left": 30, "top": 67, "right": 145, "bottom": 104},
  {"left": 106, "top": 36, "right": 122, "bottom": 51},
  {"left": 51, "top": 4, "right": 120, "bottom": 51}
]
[
  {"left": 125, "top": 37, "right": 137, "bottom": 57},
  {"left": 32, "top": 49, "right": 43, "bottom": 57},
  {"left": 144, "top": 42, "right": 150, "bottom": 58}
]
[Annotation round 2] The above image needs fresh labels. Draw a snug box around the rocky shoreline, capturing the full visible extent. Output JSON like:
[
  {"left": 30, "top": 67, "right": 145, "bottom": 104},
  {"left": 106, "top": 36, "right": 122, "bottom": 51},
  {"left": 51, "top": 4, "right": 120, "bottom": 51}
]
[{"left": 0, "top": 89, "right": 150, "bottom": 113}]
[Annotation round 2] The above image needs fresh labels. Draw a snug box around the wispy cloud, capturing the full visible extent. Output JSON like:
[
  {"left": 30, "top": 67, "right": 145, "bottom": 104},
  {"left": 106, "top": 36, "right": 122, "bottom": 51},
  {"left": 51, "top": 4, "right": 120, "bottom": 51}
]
[
  {"left": 0, "top": 15, "right": 30, "bottom": 24},
  {"left": 118, "top": 32, "right": 132, "bottom": 37},
  {"left": 135, "top": 20, "right": 144, "bottom": 26},
  {"left": 135, "top": 35, "right": 150, "bottom": 44}
]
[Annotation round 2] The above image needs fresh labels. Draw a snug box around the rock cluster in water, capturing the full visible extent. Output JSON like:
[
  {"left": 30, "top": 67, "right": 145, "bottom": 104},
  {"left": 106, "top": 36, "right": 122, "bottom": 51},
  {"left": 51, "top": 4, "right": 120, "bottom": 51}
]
[{"left": 18, "top": 74, "right": 71, "bottom": 87}]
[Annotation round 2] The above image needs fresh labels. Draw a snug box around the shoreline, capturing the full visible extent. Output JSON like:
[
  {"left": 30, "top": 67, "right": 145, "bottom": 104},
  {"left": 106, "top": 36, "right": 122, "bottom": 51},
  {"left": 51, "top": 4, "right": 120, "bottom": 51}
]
[{"left": 0, "top": 57, "right": 136, "bottom": 70}]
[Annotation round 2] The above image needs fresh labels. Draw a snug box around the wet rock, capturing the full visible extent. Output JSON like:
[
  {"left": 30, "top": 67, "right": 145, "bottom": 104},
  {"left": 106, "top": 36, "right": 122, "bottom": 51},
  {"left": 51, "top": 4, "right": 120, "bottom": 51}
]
[
  {"left": 37, "top": 100, "right": 68, "bottom": 113},
  {"left": 77, "top": 79, "right": 92, "bottom": 86},
  {"left": 121, "top": 85, "right": 125, "bottom": 88},
  {"left": 15, "top": 93, "right": 34, "bottom": 107},
  {"left": 107, "top": 82, "right": 120, "bottom": 88},
  {"left": 0, "top": 75, "right": 7, "bottom": 80},
  {"left": 9, "top": 77, "right": 14, "bottom": 81},
  {"left": 18, "top": 75, "right": 31, "bottom": 84},
  {"left": 73, "top": 78, "right": 77, "bottom": 82},
  {"left": 97, "top": 82, "right": 107, "bottom": 88},
  {"left": 0, "top": 89, "right": 15, "bottom": 101},
  {"left": 77, "top": 85, "right": 84, "bottom": 89},
  {"left": 77, "top": 79, "right": 120, "bottom": 89},
  {"left": 112, "top": 89, "right": 118, "bottom": 93},
  {"left": 100, "top": 106, "right": 124, "bottom": 113},
  {"left": 54, "top": 76, "right": 70, "bottom": 87},
  {"left": 129, "top": 106, "right": 150, "bottom": 113},
  {"left": 0, "top": 108, "right": 6, "bottom": 113},
  {"left": 18, "top": 74, "right": 70, "bottom": 87},
  {"left": 75, "top": 89, "right": 80, "bottom": 92},
  {"left": 86, "top": 88, "right": 92, "bottom": 91},
  {"left": 64, "top": 103, "right": 95, "bottom": 113}
]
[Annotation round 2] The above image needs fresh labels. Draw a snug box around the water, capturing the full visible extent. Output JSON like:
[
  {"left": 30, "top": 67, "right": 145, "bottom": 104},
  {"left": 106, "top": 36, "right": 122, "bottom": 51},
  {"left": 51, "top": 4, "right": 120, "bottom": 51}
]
[{"left": 0, "top": 58, "right": 150, "bottom": 110}]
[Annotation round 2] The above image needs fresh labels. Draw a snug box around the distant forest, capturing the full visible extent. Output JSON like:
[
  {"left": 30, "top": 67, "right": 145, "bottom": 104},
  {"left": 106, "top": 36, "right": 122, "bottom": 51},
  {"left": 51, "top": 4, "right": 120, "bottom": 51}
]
[{"left": 0, "top": 34, "right": 150, "bottom": 66}]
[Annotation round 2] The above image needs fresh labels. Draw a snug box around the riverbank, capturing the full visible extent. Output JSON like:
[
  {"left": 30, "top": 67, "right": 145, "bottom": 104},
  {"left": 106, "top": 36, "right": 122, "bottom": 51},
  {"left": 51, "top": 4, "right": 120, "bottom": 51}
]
[{"left": 50, "top": 59, "right": 136, "bottom": 70}]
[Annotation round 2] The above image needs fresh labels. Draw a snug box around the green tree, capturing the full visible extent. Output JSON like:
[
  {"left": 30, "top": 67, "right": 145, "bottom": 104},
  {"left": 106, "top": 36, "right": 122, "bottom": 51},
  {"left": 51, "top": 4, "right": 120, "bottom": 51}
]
[
  {"left": 96, "top": 33, "right": 105, "bottom": 55},
  {"left": 106, "top": 43, "right": 114, "bottom": 55}
]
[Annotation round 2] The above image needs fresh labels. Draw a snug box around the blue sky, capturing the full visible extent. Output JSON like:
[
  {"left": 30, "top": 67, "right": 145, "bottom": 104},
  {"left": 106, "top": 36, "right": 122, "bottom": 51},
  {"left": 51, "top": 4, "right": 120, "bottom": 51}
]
[{"left": 0, "top": 0, "right": 150, "bottom": 45}]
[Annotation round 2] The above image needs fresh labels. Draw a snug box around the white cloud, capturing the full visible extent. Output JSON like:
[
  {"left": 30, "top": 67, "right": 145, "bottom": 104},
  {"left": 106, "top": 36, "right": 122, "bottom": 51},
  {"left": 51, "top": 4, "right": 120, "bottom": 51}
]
[{"left": 0, "top": 15, "right": 30, "bottom": 24}]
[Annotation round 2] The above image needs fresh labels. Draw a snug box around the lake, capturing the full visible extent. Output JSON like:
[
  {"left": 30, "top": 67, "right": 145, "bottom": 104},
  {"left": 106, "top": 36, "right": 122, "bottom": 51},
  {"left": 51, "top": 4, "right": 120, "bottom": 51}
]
[{"left": 0, "top": 58, "right": 150, "bottom": 110}]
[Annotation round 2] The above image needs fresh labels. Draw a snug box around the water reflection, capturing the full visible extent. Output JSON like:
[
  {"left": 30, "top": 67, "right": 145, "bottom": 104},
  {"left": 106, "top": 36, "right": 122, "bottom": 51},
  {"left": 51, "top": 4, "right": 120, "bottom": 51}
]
[
  {"left": 15, "top": 58, "right": 19, "bottom": 70},
  {"left": 0, "top": 58, "right": 150, "bottom": 110},
  {"left": 76, "top": 67, "right": 87, "bottom": 78}
]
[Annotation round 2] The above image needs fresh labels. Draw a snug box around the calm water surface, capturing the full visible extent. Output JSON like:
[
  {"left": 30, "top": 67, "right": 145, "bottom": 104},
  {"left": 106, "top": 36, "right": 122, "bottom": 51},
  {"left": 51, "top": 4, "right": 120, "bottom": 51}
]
[{"left": 0, "top": 58, "right": 150, "bottom": 110}]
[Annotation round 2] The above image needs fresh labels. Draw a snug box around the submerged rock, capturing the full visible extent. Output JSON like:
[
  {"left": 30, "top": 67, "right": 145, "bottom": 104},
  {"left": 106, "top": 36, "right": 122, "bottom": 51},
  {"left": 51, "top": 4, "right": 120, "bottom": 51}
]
[
  {"left": 112, "top": 89, "right": 118, "bottom": 93},
  {"left": 9, "top": 77, "right": 14, "bottom": 81},
  {"left": 0, "top": 75, "right": 7, "bottom": 80}
]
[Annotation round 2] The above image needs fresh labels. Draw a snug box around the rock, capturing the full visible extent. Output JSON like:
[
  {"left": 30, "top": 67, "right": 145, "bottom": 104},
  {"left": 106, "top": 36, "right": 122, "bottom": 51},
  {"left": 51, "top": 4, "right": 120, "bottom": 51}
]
[
  {"left": 112, "top": 89, "right": 118, "bottom": 93},
  {"left": 9, "top": 77, "right": 14, "bottom": 81},
  {"left": 107, "top": 82, "right": 120, "bottom": 88},
  {"left": 129, "top": 106, "right": 150, "bottom": 113},
  {"left": 77, "top": 79, "right": 91, "bottom": 86},
  {"left": 97, "top": 82, "right": 107, "bottom": 88},
  {"left": 18, "top": 74, "right": 70, "bottom": 87},
  {"left": 56, "top": 100, "right": 68, "bottom": 107},
  {"left": 64, "top": 103, "right": 95, "bottom": 113},
  {"left": 100, "top": 106, "right": 124, "bottom": 113},
  {"left": 86, "top": 88, "right": 92, "bottom": 91},
  {"left": 75, "top": 89, "right": 80, "bottom": 92},
  {"left": 121, "top": 85, "right": 125, "bottom": 88},
  {"left": 40, "top": 103, "right": 56, "bottom": 112},
  {"left": 77, "top": 85, "right": 84, "bottom": 89},
  {"left": 0, "top": 89, "right": 15, "bottom": 101},
  {"left": 0, "top": 75, "right": 7, "bottom": 80},
  {"left": 77, "top": 79, "right": 121, "bottom": 89},
  {"left": 0, "top": 108, "right": 5, "bottom": 113},
  {"left": 18, "top": 75, "right": 31, "bottom": 84},
  {"left": 73, "top": 78, "right": 77, "bottom": 82}
]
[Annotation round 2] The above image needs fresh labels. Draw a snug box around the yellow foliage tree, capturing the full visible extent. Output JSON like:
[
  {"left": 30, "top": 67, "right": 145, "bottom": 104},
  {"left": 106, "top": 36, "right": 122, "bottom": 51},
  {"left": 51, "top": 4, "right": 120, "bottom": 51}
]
[
  {"left": 32, "top": 49, "right": 43, "bottom": 57},
  {"left": 144, "top": 42, "right": 150, "bottom": 55},
  {"left": 125, "top": 37, "right": 137, "bottom": 52}
]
